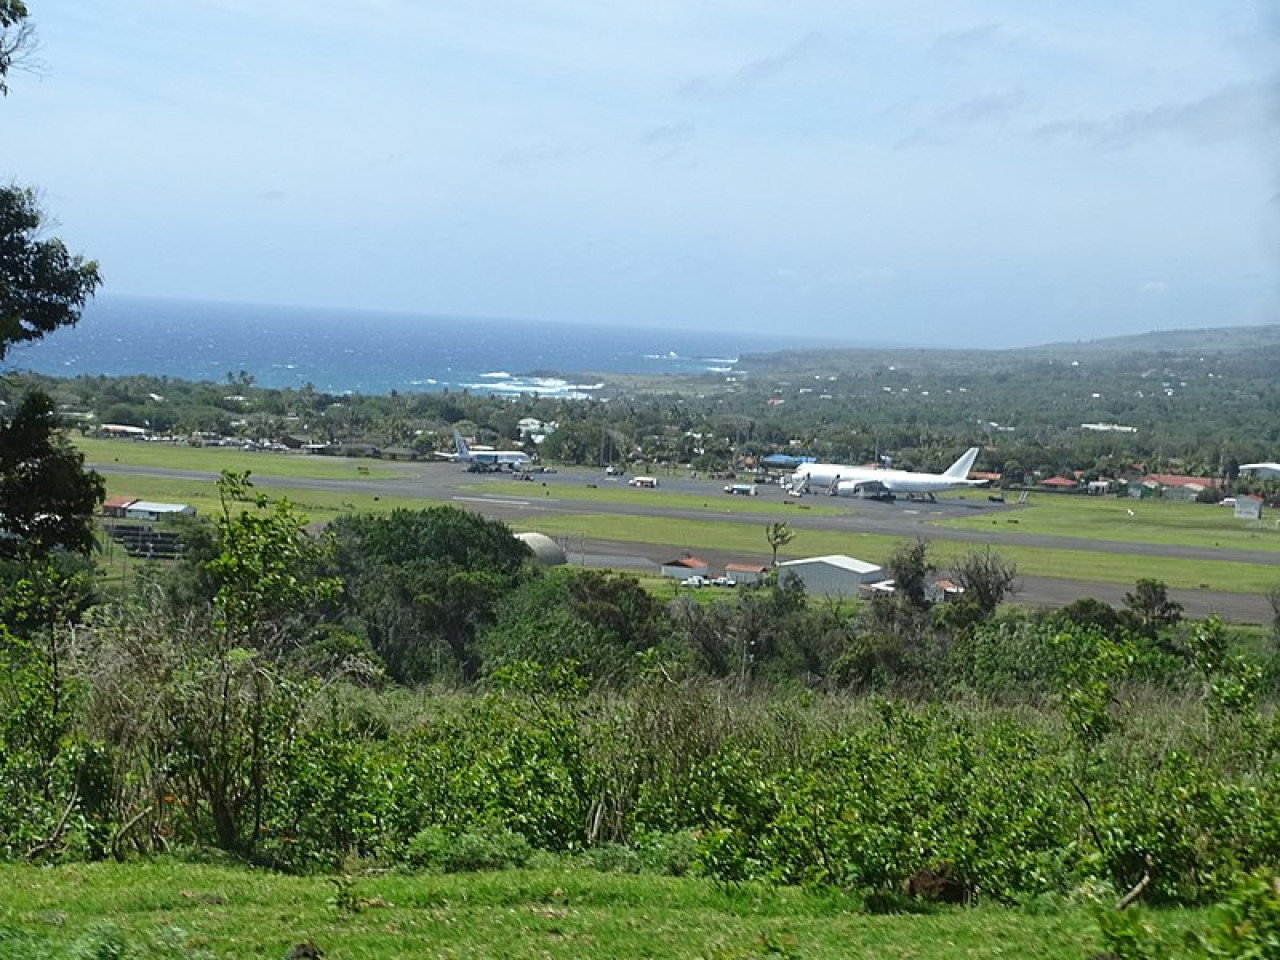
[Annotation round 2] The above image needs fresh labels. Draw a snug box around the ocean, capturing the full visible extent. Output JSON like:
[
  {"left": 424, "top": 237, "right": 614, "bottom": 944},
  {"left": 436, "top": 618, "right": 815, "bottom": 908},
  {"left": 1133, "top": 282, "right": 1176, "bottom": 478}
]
[{"left": 9, "top": 296, "right": 839, "bottom": 398}]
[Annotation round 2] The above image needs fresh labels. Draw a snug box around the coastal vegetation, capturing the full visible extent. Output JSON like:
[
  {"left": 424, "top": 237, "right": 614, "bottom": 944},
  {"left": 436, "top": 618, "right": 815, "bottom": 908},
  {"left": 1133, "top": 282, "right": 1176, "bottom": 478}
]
[
  {"left": 6, "top": 8, "right": 1280, "bottom": 957},
  {"left": 5, "top": 319, "right": 1280, "bottom": 505},
  {"left": 5, "top": 467, "right": 1280, "bottom": 954},
  {"left": 4, "top": 244, "right": 1280, "bottom": 960}
]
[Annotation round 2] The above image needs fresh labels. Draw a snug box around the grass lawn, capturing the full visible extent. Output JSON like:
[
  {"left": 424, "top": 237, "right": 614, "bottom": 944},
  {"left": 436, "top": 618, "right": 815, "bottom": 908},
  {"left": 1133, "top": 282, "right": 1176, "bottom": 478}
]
[
  {"left": 98, "top": 475, "right": 445, "bottom": 526},
  {"left": 75, "top": 436, "right": 405, "bottom": 480},
  {"left": 937, "top": 493, "right": 1280, "bottom": 554},
  {"left": 0, "top": 860, "right": 1206, "bottom": 959}
]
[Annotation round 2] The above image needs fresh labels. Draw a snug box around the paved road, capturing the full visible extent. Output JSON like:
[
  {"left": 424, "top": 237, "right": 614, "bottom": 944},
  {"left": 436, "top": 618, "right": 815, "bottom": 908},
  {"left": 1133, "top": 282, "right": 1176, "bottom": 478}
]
[{"left": 91, "top": 457, "right": 1278, "bottom": 625}]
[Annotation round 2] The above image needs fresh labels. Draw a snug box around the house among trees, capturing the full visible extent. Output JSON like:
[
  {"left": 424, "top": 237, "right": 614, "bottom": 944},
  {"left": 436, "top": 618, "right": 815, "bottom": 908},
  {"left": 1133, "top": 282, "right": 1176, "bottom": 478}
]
[{"left": 1140, "top": 473, "right": 1222, "bottom": 502}]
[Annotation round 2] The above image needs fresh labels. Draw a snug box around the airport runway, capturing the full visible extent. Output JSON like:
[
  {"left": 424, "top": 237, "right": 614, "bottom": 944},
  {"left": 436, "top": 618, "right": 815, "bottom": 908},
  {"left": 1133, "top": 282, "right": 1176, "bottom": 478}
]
[{"left": 91, "top": 458, "right": 1278, "bottom": 625}]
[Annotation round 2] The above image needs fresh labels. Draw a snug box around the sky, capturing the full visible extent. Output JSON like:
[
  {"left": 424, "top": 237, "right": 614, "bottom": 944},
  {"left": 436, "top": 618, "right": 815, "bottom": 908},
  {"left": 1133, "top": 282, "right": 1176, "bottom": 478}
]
[{"left": 4, "top": 1, "right": 1278, "bottom": 347}]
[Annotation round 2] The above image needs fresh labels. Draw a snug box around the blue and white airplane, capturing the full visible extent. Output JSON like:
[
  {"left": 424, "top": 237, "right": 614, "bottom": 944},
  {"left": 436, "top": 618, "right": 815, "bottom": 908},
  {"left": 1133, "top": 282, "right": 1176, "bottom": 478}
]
[{"left": 447, "top": 430, "right": 531, "bottom": 471}]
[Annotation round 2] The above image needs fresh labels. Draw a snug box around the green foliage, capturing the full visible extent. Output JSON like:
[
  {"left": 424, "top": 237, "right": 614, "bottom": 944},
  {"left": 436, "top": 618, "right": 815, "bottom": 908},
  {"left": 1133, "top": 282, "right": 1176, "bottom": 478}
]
[
  {"left": 332, "top": 507, "right": 530, "bottom": 683},
  {"left": 886, "top": 538, "right": 934, "bottom": 610},
  {"left": 259, "top": 726, "right": 393, "bottom": 871},
  {"left": 0, "top": 560, "right": 111, "bottom": 861},
  {"left": 207, "top": 470, "right": 339, "bottom": 651},
  {"left": 765, "top": 522, "right": 794, "bottom": 567},
  {"left": 405, "top": 825, "right": 533, "bottom": 872},
  {"left": 635, "top": 830, "right": 700, "bottom": 877},
  {"left": 0, "top": 390, "right": 104, "bottom": 559},
  {"left": 0, "top": 3, "right": 31, "bottom": 98},
  {"left": 162, "top": 651, "right": 306, "bottom": 854},
  {"left": 1191, "top": 870, "right": 1280, "bottom": 958},
  {"left": 951, "top": 547, "right": 1017, "bottom": 619},
  {"left": 1054, "top": 626, "right": 1137, "bottom": 752},
  {"left": 0, "top": 186, "right": 101, "bottom": 358},
  {"left": 1123, "top": 578, "right": 1184, "bottom": 640},
  {"left": 1094, "top": 906, "right": 1166, "bottom": 960},
  {"left": 480, "top": 568, "right": 666, "bottom": 681},
  {"left": 717, "top": 702, "right": 1070, "bottom": 900}
]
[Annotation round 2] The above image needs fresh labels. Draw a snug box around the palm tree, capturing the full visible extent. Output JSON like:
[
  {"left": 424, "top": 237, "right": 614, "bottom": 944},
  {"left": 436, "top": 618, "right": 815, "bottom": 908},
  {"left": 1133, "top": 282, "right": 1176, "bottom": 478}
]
[{"left": 765, "top": 521, "right": 794, "bottom": 567}]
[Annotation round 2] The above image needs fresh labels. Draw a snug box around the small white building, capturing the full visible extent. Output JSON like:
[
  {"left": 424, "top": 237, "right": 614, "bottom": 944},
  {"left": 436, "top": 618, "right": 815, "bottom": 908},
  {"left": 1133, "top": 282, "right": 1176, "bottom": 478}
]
[
  {"left": 777, "top": 555, "right": 883, "bottom": 597},
  {"left": 124, "top": 501, "right": 197, "bottom": 522},
  {"left": 660, "top": 556, "right": 709, "bottom": 579},
  {"left": 726, "top": 563, "right": 770, "bottom": 586}
]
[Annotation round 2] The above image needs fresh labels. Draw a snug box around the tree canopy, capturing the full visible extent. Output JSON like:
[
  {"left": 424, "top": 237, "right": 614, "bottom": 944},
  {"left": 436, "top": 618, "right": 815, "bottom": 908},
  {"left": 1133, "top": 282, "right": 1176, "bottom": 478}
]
[
  {"left": 0, "top": 389, "right": 103, "bottom": 558},
  {"left": 0, "top": 186, "right": 101, "bottom": 359},
  {"left": 0, "top": 2, "right": 30, "bottom": 97}
]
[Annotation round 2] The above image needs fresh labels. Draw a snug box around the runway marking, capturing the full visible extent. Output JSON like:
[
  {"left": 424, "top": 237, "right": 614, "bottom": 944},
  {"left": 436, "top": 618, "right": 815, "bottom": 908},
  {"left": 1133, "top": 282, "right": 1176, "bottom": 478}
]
[{"left": 453, "top": 496, "right": 534, "bottom": 507}]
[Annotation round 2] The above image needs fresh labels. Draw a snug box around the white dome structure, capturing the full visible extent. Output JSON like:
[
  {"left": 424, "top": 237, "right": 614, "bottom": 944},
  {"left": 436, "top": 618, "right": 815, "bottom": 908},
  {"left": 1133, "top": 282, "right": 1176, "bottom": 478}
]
[{"left": 514, "top": 531, "right": 568, "bottom": 566}]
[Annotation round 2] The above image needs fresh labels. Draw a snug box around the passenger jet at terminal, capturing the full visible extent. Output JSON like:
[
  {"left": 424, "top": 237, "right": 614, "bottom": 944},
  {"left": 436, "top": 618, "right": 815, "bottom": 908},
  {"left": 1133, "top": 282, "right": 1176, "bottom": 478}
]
[
  {"left": 446, "top": 431, "right": 531, "bottom": 471},
  {"left": 789, "top": 447, "right": 986, "bottom": 501}
]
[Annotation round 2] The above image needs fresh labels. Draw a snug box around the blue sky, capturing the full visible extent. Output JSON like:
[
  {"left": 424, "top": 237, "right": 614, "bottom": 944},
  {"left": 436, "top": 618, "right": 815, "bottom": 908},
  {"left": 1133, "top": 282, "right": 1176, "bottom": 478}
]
[{"left": 5, "top": 2, "right": 1278, "bottom": 347}]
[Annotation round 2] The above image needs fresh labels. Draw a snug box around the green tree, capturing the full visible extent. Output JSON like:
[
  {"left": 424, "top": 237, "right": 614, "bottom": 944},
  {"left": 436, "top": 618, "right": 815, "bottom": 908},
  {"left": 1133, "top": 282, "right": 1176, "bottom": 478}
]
[
  {"left": 952, "top": 546, "right": 1017, "bottom": 618},
  {"left": 1, "top": 186, "right": 102, "bottom": 357},
  {"left": 0, "top": 1, "right": 31, "bottom": 96},
  {"left": 206, "top": 470, "right": 339, "bottom": 652},
  {"left": 481, "top": 568, "right": 666, "bottom": 681},
  {"left": 0, "top": 391, "right": 104, "bottom": 559},
  {"left": 886, "top": 538, "right": 934, "bottom": 610},
  {"left": 1, "top": 20, "right": 104, "bottom": 561},
  {"left": 333, "top": 507, "right": 531, "bottom": 683},
  {"left": 1122, "top": 578, "right": 1183, "bottom": 639},
  {"left": 162, "top": 473, "right": 339, "bottom": 854},
  {"left": 765, "top": 521, "right": 794, "bottom": 567}
]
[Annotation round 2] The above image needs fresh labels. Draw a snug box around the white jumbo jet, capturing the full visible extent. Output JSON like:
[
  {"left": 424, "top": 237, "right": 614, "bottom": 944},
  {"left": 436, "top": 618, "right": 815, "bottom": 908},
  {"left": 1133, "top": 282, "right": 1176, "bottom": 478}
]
[
  {"left": 790, "top": 447, "right": 986, "bottom": 501},
  {"left": 447, "top": 430, "right": 531, "bottom": 471}
]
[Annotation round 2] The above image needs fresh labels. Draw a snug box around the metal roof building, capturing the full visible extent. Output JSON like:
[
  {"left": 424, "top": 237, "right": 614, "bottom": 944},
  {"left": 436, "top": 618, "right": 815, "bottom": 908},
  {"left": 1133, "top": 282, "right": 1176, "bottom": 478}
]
[{"left": 777, "top": 555, "right": 883, "bottom": 597}]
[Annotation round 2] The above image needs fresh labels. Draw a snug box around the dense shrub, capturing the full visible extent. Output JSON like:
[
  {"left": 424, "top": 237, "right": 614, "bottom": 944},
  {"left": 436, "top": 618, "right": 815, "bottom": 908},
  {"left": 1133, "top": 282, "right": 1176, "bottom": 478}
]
[{"left": 405, "top": 826, "right": 533, "bottom": 873}]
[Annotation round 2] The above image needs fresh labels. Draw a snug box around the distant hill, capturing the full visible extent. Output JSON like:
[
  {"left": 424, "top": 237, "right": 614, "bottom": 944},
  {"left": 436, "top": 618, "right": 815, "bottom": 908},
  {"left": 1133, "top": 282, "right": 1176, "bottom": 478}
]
[
  {"left": 738, "top": 324, "right": 1280, "bottom": 376},
  {"left": 1026, "top": 324, "right": 1280, "bottom": 357}
]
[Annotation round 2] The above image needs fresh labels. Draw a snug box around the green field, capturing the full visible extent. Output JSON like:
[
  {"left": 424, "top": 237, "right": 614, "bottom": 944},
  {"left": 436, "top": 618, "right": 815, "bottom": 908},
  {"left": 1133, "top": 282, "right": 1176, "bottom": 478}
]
[
  {"left": 937, "top": 493, "right": 1280, "bottom": 553},
  {"left": 97, "top": 475, "right": 445, "bottom": 529},
  {"left": 82, "top": 440, "right": 1280, "bottom": 596},
  {"left": 0, "top": 861, "right": 1203, "bottom": 959},
  {"left": 76, "top": 436, "right": 405, "bottom": 480},
  {"left": 94, "top": 476, "right": 1279, "bottom": 595},
  {"left": 517, "top": 512, "right": 1280, "bottom": 595}
]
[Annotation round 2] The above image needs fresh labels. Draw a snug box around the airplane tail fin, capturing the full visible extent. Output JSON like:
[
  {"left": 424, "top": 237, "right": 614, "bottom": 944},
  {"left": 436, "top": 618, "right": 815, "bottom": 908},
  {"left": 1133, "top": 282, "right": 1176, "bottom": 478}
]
[
  {"left": 453, "top": 430, "right": 470, "bottom": 459},
  {"left": 943, "top": 447, "right": 980, "bottom": 479}
]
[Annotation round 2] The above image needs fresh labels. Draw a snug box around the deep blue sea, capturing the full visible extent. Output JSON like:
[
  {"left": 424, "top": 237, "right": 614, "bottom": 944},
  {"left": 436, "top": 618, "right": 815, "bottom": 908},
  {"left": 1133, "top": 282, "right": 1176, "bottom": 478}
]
[{"left": 9, "top": 296, "right": 841, "bottom": 398}]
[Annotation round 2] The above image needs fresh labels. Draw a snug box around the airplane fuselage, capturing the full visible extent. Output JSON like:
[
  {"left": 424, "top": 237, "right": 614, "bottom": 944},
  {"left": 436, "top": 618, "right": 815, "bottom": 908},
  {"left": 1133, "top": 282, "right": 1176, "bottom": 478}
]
[{"left": 790, "top": 447, "right": 985, "bottom": 498}]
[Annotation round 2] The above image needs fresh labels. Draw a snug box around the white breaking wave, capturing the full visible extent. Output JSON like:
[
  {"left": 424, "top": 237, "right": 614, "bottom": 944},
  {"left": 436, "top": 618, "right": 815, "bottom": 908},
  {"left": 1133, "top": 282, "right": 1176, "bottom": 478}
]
[{"left": 461, "top": 376, "right": 605, "bottom": 398}]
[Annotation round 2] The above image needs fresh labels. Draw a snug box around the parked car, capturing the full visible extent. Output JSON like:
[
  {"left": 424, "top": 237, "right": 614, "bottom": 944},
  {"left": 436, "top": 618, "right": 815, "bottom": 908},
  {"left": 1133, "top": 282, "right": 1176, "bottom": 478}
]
[
  {"left": 681, "top": 575, "right": 709, "bottom": 588},
  {"left": 711, "top": 577, "right": 737, "bottom": 588}
]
